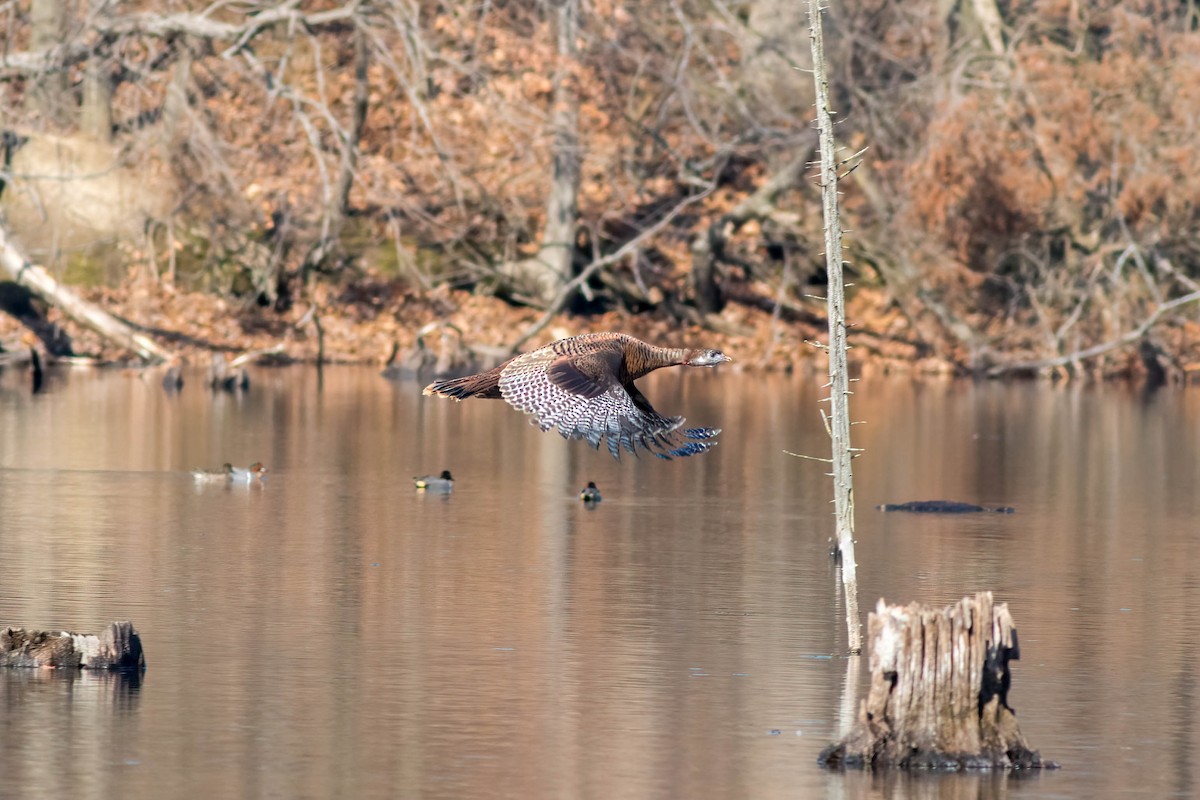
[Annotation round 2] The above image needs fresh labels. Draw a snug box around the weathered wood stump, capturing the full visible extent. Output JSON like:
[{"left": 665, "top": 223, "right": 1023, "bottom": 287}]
[
  {"left": 819, "top": 592, "right": 1054, "bottom": 770},
  {"left": 0, "top": 621, "right": 145, "bottom": 671},
  {"left": 208, "top": 353, "right": 249, "bottom": 391}
]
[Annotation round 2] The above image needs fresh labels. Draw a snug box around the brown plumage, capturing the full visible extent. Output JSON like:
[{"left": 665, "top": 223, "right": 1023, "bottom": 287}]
[{"left": 423, "top": 332, "right": 731, "bottom": 459}]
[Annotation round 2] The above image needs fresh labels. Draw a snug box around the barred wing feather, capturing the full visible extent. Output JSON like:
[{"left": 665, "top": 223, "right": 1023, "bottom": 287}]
[{"left": 498, "top": 349, "right": 719, "bottom": 459}]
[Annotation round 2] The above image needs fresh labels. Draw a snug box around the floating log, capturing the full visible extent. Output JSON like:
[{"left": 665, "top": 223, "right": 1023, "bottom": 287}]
[
  {"left": 0, "top": 621, "right": 145, "bottom": 671},
  {"left": 877, "top": 500, "right": 1015, "bottom": 514},
  {"left": 819, "top": 592, "right": 1054, "bottom": 770}
]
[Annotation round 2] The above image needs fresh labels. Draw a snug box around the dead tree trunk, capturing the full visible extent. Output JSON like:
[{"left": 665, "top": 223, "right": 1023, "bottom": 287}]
[
  {"left": 0, "top": 224, "right": 176, "bottom": 362},
  {"left": 81, "top": 51, "right": 114, "bottom": 142},
  {"left": 331, "top": 22, "right": 370, "bottom": 241},
  {"left": 689, "top": 228, "right": 724, "bottom": 315},
  {"left": 808, "top": 0, "right": 861, "bottom": 654},
  {"left": 536, "top": 0, "right": 582, "bottom": 304},
  {"left": 819, "top": 592, "right": 1054, "bottom": 770},
  {"left": 28, "top": 0, "right": 72, "bottom": 129},
  {"left": 499, "top": 0, "right": 582, "bottom": 305},
  {"left": 1, "top": 621, "right": 145, "bottom": 671}
]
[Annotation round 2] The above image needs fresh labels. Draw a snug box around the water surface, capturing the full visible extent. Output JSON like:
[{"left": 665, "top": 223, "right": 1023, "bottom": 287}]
[{"left": 0, "top": 365, "right": 1196, "bottom": 799}]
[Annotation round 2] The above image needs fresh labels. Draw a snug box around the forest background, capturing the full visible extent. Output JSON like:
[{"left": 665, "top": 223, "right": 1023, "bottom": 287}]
[{"left": 1, "top": 0, "right": 1198, "bottom": 380}]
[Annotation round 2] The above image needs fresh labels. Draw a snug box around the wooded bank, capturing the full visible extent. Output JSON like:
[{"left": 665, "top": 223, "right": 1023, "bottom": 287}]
[{"left": 2, "top": 2, "right": 1200, "bottom": 378}]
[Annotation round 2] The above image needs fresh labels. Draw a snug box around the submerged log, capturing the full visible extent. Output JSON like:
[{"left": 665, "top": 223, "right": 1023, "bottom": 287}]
[
  {"left": 819, "top": 592, "right": 1054, "bottom": 770},
  {"left": 0, "top": 621, "right": 145, "bottom": 671},
  {"left": 877, "top": 500, "right": 1015, "bottom": 514}
]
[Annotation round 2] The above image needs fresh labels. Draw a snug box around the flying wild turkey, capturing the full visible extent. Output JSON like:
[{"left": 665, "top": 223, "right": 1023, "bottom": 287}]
[{"left": 422, "top": 332, "right": 731, "bottom": 459}]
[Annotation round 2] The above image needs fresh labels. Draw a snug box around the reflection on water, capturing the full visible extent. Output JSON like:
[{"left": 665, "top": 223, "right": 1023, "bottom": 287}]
[
  {"left": 0, "top": 366, "right": 1197, "bottom": 798},
  {"left": 1, "top": 670, "right": 143, "bottom": 797}
]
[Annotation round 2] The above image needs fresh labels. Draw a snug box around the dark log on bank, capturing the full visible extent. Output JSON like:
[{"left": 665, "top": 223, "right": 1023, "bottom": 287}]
[
  {"left": 0, "top": 281, "right": 75, "bottom": 356},
  {"left": 819, "top": 592, "right": 1055, "bottom": 770},
  {"left": 1, "top": 621, "right": 145, "bottom": 671},
  {"left": 877, "top": 500, "right": 1015, "bottom": 514}
]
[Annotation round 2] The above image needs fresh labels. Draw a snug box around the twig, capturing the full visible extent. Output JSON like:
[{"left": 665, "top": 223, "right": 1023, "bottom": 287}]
[
  {"left": 784, "top": 450, "right": 832, "bottom": 463},
  {"left": 988, "top": 290, "right": 1200, "bottom": 376}
]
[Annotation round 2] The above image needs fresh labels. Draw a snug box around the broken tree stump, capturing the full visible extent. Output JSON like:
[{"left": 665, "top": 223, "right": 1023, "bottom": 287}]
[
  {"left": 0, "top": 621, "right": 145, "bottom": 671},
  {"left": 819, "top": 592, "right": 1055, "bottom": 770}
]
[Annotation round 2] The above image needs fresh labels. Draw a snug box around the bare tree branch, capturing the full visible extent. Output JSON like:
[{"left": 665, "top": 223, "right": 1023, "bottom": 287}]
[
  {"left": 510, "top": 179, "right": 719, "bottom": 352},
  {"left": 987, "top": 290, "right": 1200, "bottom": 377}
]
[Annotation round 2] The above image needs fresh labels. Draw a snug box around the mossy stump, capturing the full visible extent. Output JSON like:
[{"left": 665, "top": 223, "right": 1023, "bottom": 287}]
[
  {"left": 819, "top": 592, "right": 1055, "bottom": 770},
  {"left": 0, "top": 621, "right": 145, "bottom": 671}
]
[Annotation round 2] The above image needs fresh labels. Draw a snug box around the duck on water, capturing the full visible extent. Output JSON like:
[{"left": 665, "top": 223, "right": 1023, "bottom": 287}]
[{"left": 414, "top": 470, "right": 454, "bottom": 492}]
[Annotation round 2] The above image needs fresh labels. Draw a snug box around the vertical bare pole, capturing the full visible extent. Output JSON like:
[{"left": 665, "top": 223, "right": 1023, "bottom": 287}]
[{"left": 808, "top": 0, "right": 861, "bottom": 654}]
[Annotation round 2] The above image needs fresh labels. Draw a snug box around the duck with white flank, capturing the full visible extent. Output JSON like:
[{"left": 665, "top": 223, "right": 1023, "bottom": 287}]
[{"left": 414, "top": 470, "right": 454, "bottom": 492}]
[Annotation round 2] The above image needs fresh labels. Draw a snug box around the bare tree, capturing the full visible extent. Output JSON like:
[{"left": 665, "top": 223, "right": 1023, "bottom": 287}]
[
  {"left": 27, "top": 0, "right": 72, "bottom": 129},
  {"left": 809, "top": 0, "right": 861, "bottom": 654},
  {"left": 498, "top": 0, "right": 582, "bottom": 306}
]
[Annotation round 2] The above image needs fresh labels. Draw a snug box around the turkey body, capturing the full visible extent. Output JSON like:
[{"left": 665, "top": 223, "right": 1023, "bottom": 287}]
[{"left": 422, "top": 332, "right": 730, "bottom": 459}]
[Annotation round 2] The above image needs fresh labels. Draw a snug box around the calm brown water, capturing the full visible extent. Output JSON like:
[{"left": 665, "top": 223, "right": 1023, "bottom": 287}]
[{"left": 0, "top": 364, "right": 1197, "bottom": 799}]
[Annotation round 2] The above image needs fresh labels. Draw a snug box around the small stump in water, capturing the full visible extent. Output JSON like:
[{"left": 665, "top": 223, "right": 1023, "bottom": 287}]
[
  {"left": 0, "top": 621, "right": 145, "bottom": 671},
  {"left": 819, "top": 592, "right": 1054, "bottom": 770}
]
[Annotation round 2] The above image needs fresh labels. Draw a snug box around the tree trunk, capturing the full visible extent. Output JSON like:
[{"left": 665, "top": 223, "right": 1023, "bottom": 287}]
[
  {"left": 161, "top": 42, "right": 192, "bottom": 147},
  {"left": 970, "top": 0, "right": 1008, "bottom": 55},
  {"left": 538, "top": 0, "right": 581, "bottom": 303},
  {"left": 80, "top": 54, "right": 114, "bottom": 142},
  {"left": 809, "top": 0, "right": 861, "bottom": 654},
  {"left": 502, "top": 0, "right": 582, "bottom": 305},
  {"left": 1, "top": 621, "right": 145, "bottom": 671},
  {"left": 333, "top": 23, "right": 370, "bottom": 228},
  {"left": 819, "top": 593, "right": 1055, "bottom": 770},
  {"left": 28, "top": 0, "right": 72, "bottom": 129},
  {"left": 0, "top": 223, "right": 176, "bottom": 362},
  {"left": 689, "top": 228, "right": 724, "bottom": 314}
]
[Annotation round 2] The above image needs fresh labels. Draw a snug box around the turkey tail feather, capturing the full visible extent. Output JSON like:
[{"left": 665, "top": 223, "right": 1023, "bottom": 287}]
[{"left": 423, "top": 369, "right": 503, "bottom": 399}]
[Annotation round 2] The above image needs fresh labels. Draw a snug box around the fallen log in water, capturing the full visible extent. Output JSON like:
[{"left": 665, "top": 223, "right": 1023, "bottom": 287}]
[
  {"left": 0, "top": 621, "right": 145, "bottom": 671},
  {"left": 819, "top": 592, "right": 1055, "bottom": 770},
  {"left": 877, "top": 500, "right": 1015, "bottom": 514}
]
